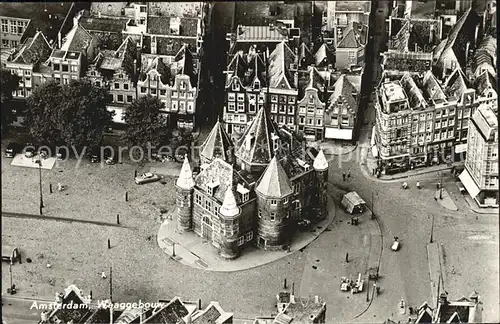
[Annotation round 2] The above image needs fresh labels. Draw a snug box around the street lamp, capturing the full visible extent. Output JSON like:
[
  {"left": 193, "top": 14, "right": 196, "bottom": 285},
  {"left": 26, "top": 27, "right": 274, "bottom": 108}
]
[
  {"left": 430, "top": 214, "right": 435, "bottom": 243},
  {"left": 35, "top": 159, "right": 44, "bottom": 215}
]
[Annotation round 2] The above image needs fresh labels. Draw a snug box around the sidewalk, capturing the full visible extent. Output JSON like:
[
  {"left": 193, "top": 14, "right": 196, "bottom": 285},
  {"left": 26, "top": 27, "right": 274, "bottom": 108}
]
[
  {"left": 462, "top": 191, "right": 499, "bottom": 215},
  {"left": 433, "top": 188, "right": 458, "bottom": 211},
  {"left": 157, "top": 191, "right": 337, "bottom": 272}
]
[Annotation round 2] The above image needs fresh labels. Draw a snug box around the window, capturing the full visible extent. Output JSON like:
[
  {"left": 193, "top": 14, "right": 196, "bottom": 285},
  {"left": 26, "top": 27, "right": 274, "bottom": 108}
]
[
  {"left": 237, "top": 93, "right": 245, "bottom": 102},
  {"left": 237, "top": 102, "right": 245, "bottom": 112},
  {"left": 172, "top": 101, "right": 178, "bottom": 110},
  {"left": 308, "top": 118, "right": 313, "bottom": 125},
  {"left": 316, "top": 119, "right": 322, "bottom": 126},
  {"left": 258, "top": 210, "right": 262, "bottom": 218},
  {"left": 309, "top": 95, "right": 314, "bottom": 104},
  {"left": 114, "top": 83, "right": 120, "bottom": 90},
  {"left": 141, "top": 87, "right": 146, "bottom": 93},
  {"left": 271, "top": 95, "right": 278, "bottom": 103},
  {"left": 95, "top": 81, "right": 101, "bottom": 87},
  {"left": 279, "top": 115, "right": 285, "bottom": 124},
  {"left": 172, "top": 91, "right": 178, "bottom": 98},
  {"left": 228, "top": 93, "right": 235, "bottom": 101},
  {"left": 299, "top": 117, "right": 305, "bottom": 124},
  {"left": 288, "top": 116, "right": 294, "bottom": 124},
  {"left": 288, "top": 106, "right": 294, "bottom": 114},
  {"left": 288, "top": 97, "right": 295, "bottom": 104},
  {"left": 270, "top": 199, "right": 277, "bottom": 206},
  {"left": 11, "top": 40, "right": 18, "bottom": 47},
  {"left": 117, "top": 95, "right": 124, "bottom": 102},
  {"left": 341, "top": 116, "right": 349, "bottom": 125},
  {"left": 150, "top": 88, "right": 157, "bottom": 95},
  {"left": 123, "top": 83, "right": 129, "bottom": 90},
  {"left": 127, "top": 95, "right": 133, "bottom": 103},
  {"left": 70, "top": 65, "right": 78, "bottom": 72},
  {"left": 140, "top": 5, "right": 147, "bottom": 12},
  {"left": 2, "top": 39, "right": 8, "bottom": 46},
  {"left": 180, "top": 91, "right": 186, "bottom": 98},
  {"left": 53, "top": 64, "right": 60, "bottom": 71},
  {"left": 237, "top": 236, "right": 245, "bottom": 246},
  {"left": 232, "top": 82, "right": 239, "bottom": 91},
  {"left": 228, "top": 102, "right": 235, "bottom": 111},
  {"left": 245, "top": 231, "right": 253, "bottom": 242},
  {"left": 271, "top": 104, "right": 278, "bottom": 113},
  {"left": 270, "top": 213, "right": 276, "bottom": 221},
  {"left": 205, "top": 200, "right": 212, "bottom": 212},
  {"left": 160, "top": 89, "right": 166, "bottom": 96},
  {"left": 61, "top": 65, "right": 68, "bottom": 72},
  {"left": 294, "top": 183, "right": 300, "bottom": 194},
  {"left": 1, "top": 21, "right": 7, "bottom": 33},
  {"left": 10, "top": 25, "right": 16, "bottom": 33}
]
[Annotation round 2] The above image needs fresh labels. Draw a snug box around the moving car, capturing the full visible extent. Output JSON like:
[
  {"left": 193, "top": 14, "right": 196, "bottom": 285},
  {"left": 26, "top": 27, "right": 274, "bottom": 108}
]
[
  {"left": 105, "top": 156, "right": 116, "bottom": 165},
  {"left": 5, "top": 142, "right": 20, "bottom": 158},
  {"left": 391, "top": 237, "right": 400, "bottom": 251},
  {"left": 135, "top": 172, "right": 161, "bottom": 185}
]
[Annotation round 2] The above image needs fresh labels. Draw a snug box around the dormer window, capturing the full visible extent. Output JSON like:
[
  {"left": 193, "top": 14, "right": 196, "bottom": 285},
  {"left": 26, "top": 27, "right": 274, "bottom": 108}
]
[
  {"left": 232, "top": 82, "right": 240, "bottom": 91},
  {"left": 237, "top": 183, "right": 250, "bottom": 203},
  {"left": 207, "top": 181, "right": 219, "bottom": 196},
  {"left": 270, "top": 212, "right": 276, "bottom": 221},
  {"left": 253, "top": 80, "right": 260, "bottom": 90},
  {"left": 270, "top": 199, "right": 277, "bottom": 206}
]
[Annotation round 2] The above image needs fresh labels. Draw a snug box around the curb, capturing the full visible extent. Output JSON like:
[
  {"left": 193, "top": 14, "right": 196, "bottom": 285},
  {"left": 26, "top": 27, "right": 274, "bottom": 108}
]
[
  {"left": 462, "top": 194, "right": 499, "bottom": 215},
  {"left": 361, "top": 162, "right": 453, "bottom": 183},
  {"left": 321, "top": 143, "right": 359, "bottom": 156},
  {"left": 157, "top": 191, "right": 339, "bottom": 273}
]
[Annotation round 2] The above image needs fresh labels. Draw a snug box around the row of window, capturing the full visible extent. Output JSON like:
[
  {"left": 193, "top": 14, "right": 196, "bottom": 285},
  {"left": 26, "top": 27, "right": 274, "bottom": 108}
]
[
  {"left": 299, "top": 107, "right": 324, "bottom": 116},
  {"left": 237, "top": 232, "right": 254, "bottom": 246},
  {"left": 2, "top": 39, "right": 18, "bottom": 47},
  {"left": 258, "top": 210, "right": 291, "bottom": 221},
  {"left": 299, "top": 116, "right": 323, "bottom": 126},
  {"left": 52, "top": 64, "right": 78, "bottom": 73}
]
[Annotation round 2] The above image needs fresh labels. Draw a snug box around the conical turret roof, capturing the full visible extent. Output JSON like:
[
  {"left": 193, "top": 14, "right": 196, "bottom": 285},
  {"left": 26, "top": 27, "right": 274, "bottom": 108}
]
[
  {"left": 313, "top": 149, "right": 329, "bottom": 171},
  {"left": 255, "top": 156, "right": 293, "bottom": 198},
  {"left": 176, "top": 155, "right": 195, "bottom": 190},
  {"left": 200, "top": 121, "right": 234, "bottom": 163},
  {"left": 219, "top": 186, "right": 240, "bottom": 218}
]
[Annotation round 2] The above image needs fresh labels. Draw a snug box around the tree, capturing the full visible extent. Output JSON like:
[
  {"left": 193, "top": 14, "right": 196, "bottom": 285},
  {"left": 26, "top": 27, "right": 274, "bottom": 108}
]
[
  {"left": 122, "top": 95, "right": 170, "bottom": 157},
  {"left": 170, "top": 127, "right": 195, "bottom": 161},
  {"left": 25, "top": 80, "right": 113, "bottom": 150},
  {"left": 1, "top": 69, "right": 21, "bottom": 132}
]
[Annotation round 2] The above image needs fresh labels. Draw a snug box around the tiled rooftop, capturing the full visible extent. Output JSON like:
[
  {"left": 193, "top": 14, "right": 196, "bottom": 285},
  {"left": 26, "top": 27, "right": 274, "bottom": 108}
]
[
  {"left": 236, "top": 25, "right": 289, "bottom": 41},
  {"left": 79, "top": 16, "right": 128, "bottom": 33},
  {"left": 234, "top": 1, "right": 295, "bottom": 27}
]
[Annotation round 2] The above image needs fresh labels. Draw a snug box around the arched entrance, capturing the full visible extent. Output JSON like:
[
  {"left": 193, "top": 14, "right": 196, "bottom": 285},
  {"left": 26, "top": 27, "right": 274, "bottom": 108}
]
[{"left": 202, "top": 215, "right": 213, "bottom": 241}]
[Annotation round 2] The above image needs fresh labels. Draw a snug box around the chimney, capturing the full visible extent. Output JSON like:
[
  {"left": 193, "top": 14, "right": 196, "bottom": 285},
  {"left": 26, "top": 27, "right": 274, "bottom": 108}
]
[
  {"left": 290, "top": 295, "right": 296, "bottom": 303},
  {"left": 98, "top": 11, "right": 101, "bottom": 18},
  {"left": 439, "top": 293, "right": 448, "bottom": 305},
  {"left": 314, "top": 295, "right": 319, "bottom": 303},
  {"left": 151, "top": 36, "right": 157, "bottom": 55},
  {"left": 198, "top": 299, "right": 202, "bottom": 310},
  {"left": 470, "top": 292, "right": 479, "bottom": 303}
]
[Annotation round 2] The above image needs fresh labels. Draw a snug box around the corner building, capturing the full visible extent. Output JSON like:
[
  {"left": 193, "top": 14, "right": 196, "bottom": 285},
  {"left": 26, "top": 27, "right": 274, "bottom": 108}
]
[{"left": 175, "top": 108, "right": 329, "bottom": 259}]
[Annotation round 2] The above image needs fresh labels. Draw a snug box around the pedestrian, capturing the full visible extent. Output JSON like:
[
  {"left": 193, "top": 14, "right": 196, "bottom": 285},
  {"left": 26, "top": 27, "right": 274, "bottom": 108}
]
[
  {"left": 376, "top": 286, "right": 380, "bottom": 295},
  {"left": 347, "top": 169, "right": 351, "bottom": 178},
  {"left": 342, "top": 172, "right": 346, "bottom": 181},
  {"left": 436, "top": 182, "right": 441, "bottom": 190},
  {"left": 101, "top": 272, "right": 107, "bottom": 279},
  {"left": 46, "top": 261, "right": 52, "bottom": 268}
]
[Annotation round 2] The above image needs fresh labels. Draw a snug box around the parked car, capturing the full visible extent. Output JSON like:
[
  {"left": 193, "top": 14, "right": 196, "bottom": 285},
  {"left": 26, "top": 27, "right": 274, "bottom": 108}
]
[
  {"left": 2, "top": 245, "right": 20, "bottom": 264},
  {"left": 135, "top": 172, "right": 161, "bottom": 185},
  {"left": 391, "top": 237, "right": 400, "bottom": 251},
  {"left": 89, "top": 148, "right": 100, "bottom": 163},
  {"left": 105, "top": 156, "right": 116, "bottom": 165},
  {"left": 24, "top": 143, "right": 35, "bottom": 158},
  {"left": 5, "top": 142, "right": 20, "bottom": 158},
  {"left": 39, "top": 147, "right": 50, "bottom": 159}
]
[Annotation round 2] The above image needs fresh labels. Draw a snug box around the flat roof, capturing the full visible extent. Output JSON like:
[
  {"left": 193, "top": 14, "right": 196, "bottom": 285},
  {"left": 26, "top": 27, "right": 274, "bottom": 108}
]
[
  {"left": 334, "top": 1, "right": 371, "bottom": 13},
  {"left": 382, "top": 82, "right": 407, "bottom": 102}
]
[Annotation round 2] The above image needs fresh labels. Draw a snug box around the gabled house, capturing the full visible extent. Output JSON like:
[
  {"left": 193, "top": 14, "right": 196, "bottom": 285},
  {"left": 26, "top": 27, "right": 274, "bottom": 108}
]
[
  {"left": 433, "top": 292, "right": 482, "bottom": 323},
  {"left": 227, "top": 24, "right": 291, "bottom": 58},
  {"left": 470, "top": 35, "right": 496, "bottom": 79},
  {"left": 313, "top": 43, "right": 334, "bottom": 69},
  {"left": 47, "top": 23, "right": 95, "bottom": 85},
  {"left": 297, "top": 67, "right": 327, "bottom": 141},
  {"left": 324, "top": 74, "right": 359, "bottom": 141},
  {"left": 335, "top": 21, "right": 368, "bottom": 70},
  {"left": 191, "top": 301, "right": 233, "bottom": 323},
  {"left": 5, "top": 30, "right": 53, "bottom": 98},
  {"left": 87, "top": 36, "right": 138, "bottom": 123},
  {"left": 474, "top": 70, "right": 497, "bottom": 112},
  {"left": 224, "top": 49, "right": 267, "bottom": 137},
  {"left": 42, "top": 285, "right": 93, "bottom": 323},
  {"left": 142, "top": 297, "right": 194, "bottom": 323}
]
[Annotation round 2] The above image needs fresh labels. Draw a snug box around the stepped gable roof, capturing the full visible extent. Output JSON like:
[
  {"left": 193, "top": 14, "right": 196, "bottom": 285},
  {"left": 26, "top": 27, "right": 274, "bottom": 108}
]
[
  {"left": 142, "top": 297, "right": 189, "bottom": 323},
  {"left": 173, "top": 44, "right": 197, "bottom": 84},
  {"left": 313, "top": 149, "right": 328, "bottom": 171},
  {"left": 176, "top": 156, "right": 195, "bottom": 190},
  {"left": 225, "top": 52, "right": 248, "bottom": 87},
  {"left": 255, "top": 156, "right": 293, "bottom": 198},
  {"left": 268, "top": 41, "right": 296, "bottom": 90},
  {"left": 60, "top": 23, "right": 93, "bottom": 53},
  {"left": 444, "top": 68, "right": 471, "bottom": 99},
  {"left": 11, "top": 31, "right": 51, "bottom": 64},
  {"left": 235, "top": 107, "right": 282, "bottom": 166},
  {"left": 337, "top": 22, "right": 368, "bottom": 49},
  {"left": 474, "top": 70, "right": 497, "bottom": 96},
  {"left": 421, "top": 70, "right": 447, "bottom": 102},
  {"left": 195, "top": 158, "right": 241, "bottom": 204},
  {"left": 301, "top": 67, "right": 327, "bottom": 101},
  {"left": 200, "top": 121, "right": 234, "bottom": 163},
  {"left": 473, "top": 36, "right": 497, "bottom": 71},
  {"left": 400, "top": 72, "right": 428, "bottom": 109},
  {"left": 114, "top": 306, "right": 150, "bottom": 324},
  {"left": 219, "top": 186, "right": 240, "bottom": 218},
  {"left": 477, "top": 36, "right": 496, "bottom": 62},
  {"left": 328, "top": 74, "right": 358, "bottom": 111},
  {"left": 47, "top": 285, "right": 92, "bottom": 323}
]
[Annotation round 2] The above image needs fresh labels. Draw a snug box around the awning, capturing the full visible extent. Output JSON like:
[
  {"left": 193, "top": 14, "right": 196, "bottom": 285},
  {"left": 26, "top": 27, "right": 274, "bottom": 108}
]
[
  {"left": 325, "top": 127, "right": 353, "bottom": 140},
  {"left": 459, "top": 169, "right": 480, "bottom": 198},
  {"left": 455, "top": 143, "right": 468, "bottom": 154}
]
